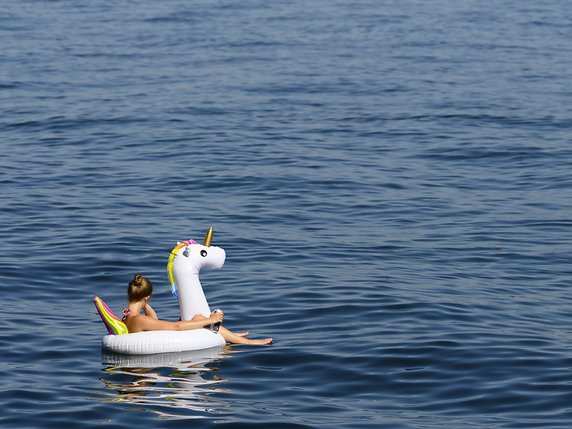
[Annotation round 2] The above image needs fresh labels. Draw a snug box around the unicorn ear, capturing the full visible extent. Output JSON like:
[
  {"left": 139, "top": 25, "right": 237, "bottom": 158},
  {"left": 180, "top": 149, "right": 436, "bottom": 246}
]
[{"left": 203, "top": 226, "right": 213, "bottom": 247}]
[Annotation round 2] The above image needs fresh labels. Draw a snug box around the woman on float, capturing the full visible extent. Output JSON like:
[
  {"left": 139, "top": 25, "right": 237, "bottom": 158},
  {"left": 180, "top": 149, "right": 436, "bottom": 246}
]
[{"left": 123, "top": 274, "right": 272, "bottom": 345}]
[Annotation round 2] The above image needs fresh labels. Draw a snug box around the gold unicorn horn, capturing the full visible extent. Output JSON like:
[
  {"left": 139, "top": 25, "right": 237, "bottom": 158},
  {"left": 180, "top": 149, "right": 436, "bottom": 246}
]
[{"left": 203, "top": 226, "right": 214, "bottom": 247}]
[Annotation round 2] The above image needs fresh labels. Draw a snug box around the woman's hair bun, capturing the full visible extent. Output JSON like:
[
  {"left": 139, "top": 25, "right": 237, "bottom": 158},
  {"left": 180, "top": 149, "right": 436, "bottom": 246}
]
[
  {"left": 130, "top": 273, "right": 143, "bottom": 287},
  {"left": 127, "top": 273, "right": 153, "bottom": 302}
]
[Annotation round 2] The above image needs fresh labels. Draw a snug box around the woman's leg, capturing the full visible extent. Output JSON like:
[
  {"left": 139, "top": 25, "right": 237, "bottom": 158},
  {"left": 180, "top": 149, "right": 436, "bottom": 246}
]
[
  {"left": 191, "top": 314, "right": 248, "bottom": 336},
  {"left": 219, "top": 326, "right": 272, "bottom": 345},
  {"left": 191, "top": 314, "right": 272, "bottom": 345}
]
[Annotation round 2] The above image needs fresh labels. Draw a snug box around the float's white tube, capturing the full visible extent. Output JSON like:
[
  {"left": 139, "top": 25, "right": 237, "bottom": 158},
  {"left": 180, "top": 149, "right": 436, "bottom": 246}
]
[
  {"left": 102, "top": 329, "right": 225, "bottom": 355},
  {"left": 102, "top": 344, "right": 224, "bottom": 367}
]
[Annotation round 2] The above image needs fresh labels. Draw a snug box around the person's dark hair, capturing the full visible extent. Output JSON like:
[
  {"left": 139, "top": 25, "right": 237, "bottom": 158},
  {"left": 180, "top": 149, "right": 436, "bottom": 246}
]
[{"left": 127, "top": 274, "right": 153, "bottom": 302}]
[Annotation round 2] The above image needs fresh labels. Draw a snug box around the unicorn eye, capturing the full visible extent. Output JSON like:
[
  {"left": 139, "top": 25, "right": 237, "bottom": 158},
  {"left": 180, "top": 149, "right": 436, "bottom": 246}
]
[{"left": 200, "top": 250, "right": 207, "bottom": 257}]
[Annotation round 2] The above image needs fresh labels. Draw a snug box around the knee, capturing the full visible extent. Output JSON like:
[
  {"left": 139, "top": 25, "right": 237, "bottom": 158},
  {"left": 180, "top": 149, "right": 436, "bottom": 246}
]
[{"left": 192, "top": 314, "right": 207, "bottom": 322}]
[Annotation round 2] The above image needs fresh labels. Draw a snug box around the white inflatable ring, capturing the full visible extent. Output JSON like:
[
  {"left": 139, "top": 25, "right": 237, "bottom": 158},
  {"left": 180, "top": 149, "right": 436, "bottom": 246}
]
[
  {"left": 102, "top": 345, "right": 224, "bottom": 368},
  {"left": 102, "top": 329, "right": 225, "bottom": 355}
]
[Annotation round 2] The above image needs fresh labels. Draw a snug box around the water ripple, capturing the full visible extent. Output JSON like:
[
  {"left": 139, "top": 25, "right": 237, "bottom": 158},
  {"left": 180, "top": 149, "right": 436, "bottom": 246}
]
[{"left": 2, "top": 0, "right": 572, "bottom": 428}]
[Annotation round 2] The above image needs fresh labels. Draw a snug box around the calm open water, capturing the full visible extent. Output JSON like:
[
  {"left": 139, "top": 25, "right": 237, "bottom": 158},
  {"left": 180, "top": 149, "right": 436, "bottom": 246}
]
[{"left": 1, "top": 0, "right": 572, "bottom": 428}]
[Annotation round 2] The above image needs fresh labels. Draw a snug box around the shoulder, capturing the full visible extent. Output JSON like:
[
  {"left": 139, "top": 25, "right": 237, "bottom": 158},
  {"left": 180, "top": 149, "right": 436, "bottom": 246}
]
[
  {"left": 125, "top": 313, "right": 151, "bottom": 333},
  {"left": 127, "top": 313, "right": 174, "bottom": 333}
]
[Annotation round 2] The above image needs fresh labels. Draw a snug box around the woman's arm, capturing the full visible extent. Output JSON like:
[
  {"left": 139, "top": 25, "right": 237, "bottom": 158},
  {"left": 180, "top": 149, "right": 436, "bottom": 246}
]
[
  {"left": 144, "top": 303, "right": 158, "bottom": 320},
  {"left": 129, "top": 311, "right": 223, "bottom": 333}
]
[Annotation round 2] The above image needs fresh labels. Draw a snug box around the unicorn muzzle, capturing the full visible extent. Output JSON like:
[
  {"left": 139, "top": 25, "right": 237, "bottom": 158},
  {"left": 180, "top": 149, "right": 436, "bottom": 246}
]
[{"left": 202, "top": 245, "right": 226, "bottom": 269}]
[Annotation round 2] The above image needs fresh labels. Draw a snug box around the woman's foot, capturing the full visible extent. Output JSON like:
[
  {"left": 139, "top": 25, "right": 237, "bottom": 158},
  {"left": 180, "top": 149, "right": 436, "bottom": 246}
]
[
  {"left": 246, "top": 338, "right": 273, "bottom": 345},
  {"left": 237, "top": 331, "right": 249, "bottom": 338}
]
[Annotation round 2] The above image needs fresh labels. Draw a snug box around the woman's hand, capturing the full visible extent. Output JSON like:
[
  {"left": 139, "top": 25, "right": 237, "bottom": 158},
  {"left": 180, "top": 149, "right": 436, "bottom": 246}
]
[{"left": 209, "top": 310, "right": 224, "bottom": 324}]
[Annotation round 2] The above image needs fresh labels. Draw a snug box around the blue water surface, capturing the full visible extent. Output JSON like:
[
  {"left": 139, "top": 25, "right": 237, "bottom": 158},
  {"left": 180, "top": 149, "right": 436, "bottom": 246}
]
[{"left": 1, "top": 0, "right": 572, "bottom": 428}]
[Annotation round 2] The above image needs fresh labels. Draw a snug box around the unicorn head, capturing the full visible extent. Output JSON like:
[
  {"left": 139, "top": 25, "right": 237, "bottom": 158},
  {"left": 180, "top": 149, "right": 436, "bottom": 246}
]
[{"left": 167, "top": 227, "right": 226, "bottom": 320}]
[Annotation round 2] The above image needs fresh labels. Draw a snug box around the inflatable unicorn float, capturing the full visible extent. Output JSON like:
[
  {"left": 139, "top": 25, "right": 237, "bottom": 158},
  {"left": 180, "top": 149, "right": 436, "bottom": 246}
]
[{"left": 95, "top": 227, "right": 230, "bottom": 355}]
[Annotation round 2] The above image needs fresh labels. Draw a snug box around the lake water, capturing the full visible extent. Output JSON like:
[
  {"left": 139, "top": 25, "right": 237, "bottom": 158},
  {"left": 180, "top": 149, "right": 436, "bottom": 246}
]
[{"left": 1, "top": 0, "right": 572, "bottom": 428}]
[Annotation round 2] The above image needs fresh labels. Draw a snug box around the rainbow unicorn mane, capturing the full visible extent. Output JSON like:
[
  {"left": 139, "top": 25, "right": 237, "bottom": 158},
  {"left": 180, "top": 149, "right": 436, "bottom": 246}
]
[{"left": 167, "top": 239, "right": 197, "bottom": 298}]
